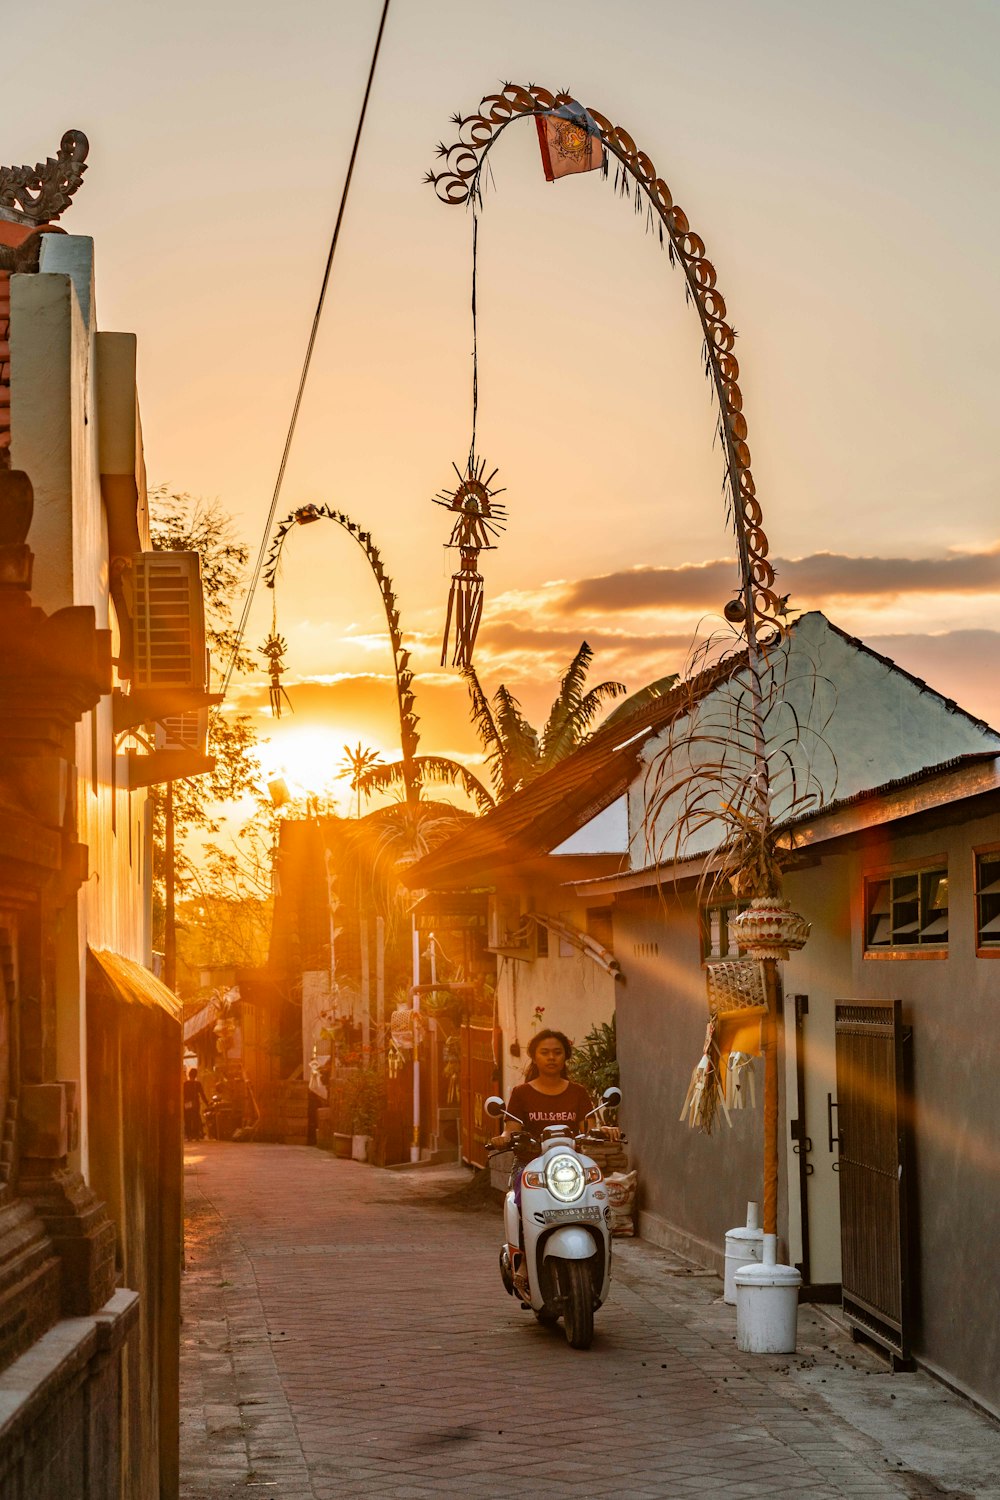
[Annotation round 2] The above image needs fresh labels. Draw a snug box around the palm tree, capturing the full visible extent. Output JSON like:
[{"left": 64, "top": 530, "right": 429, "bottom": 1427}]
[
  {"left": 466, "top": 641, "right": 629, "bottom": 801},
  {"left": 357, "top": 753, "right": 495, "bottom": 814},
  {"left": 338, "top": 743, "right": 384, "bottom": 819}
]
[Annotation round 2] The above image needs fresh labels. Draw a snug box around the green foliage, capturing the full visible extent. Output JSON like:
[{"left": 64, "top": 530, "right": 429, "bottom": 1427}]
[
  {"left": 328, "top": 1066, "right": 387, "bottom": 1135},
  {"left": 149, "top": 489, "right": 265, "bottom": 950},
  {"left": 465, "top": 642, "right": 626, "bottom": 801},
  {"left": 568, "top": 1016, "right": 619, "bottom": 1098}
]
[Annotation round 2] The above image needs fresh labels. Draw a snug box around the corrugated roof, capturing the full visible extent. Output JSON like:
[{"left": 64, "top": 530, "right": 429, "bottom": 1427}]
[
  {"left": 780, "top": 751, "right": 1000, "bottom": 829},
  {"left": 87, "top": 947, "right": 181, "bottom": 1021}
]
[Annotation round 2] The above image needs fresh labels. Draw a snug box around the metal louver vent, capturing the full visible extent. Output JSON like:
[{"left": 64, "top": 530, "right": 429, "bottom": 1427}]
[{"left": 132, "top": 551, "right": 205, "bottom": 691}]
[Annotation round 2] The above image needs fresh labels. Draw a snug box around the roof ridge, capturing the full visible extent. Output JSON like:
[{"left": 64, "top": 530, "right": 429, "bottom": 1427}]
[{"left": 818, "top": 613, "right": 1000, "bottom": 739}]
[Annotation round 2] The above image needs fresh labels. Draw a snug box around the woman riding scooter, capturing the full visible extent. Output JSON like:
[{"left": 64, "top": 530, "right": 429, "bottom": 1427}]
[
  {"left": 491, "top": 1030, "right": 591, "bottom": 1141},
  {"left": 490, "top": 1029, "right": 621, "bottom": 1198}
]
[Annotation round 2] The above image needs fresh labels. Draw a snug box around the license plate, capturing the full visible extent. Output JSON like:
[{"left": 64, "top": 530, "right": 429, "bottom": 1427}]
[{"left": 541, "top": 1206, "right": 602, "bottom": 1224}]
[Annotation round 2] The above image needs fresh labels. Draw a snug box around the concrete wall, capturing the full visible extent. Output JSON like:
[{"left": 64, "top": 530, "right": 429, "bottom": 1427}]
[
  {"left": 613, "top": 889, "right": 768, "bottom": 1271},
  {"left": 783, "top": 806, "right": 1000, "bottom": 1415}
]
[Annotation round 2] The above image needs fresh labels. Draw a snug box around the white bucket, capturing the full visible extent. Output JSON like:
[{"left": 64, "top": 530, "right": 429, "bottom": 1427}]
[
  {"left": 724, "top": 1201, "right": 763, "bottom": 1305},
  {"left": 734, "top": 1234, "right": 802, "bottom": 1353}
]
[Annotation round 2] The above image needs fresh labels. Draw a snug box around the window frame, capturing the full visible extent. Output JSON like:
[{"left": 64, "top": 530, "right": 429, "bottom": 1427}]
[
  {"left": 700, "top": 896, "right": 749, "bottom": 964},
  {"left": 862, "top": 855, "right": 949, "bottom": 961},
  {"left": 973, "top": 841, "right": 1000, "bottom": 959}
]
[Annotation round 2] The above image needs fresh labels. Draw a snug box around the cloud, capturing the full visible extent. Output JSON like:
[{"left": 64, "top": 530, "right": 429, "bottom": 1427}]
[{"left": 563, "top": 543, "right": 1000, "bottom": 613}]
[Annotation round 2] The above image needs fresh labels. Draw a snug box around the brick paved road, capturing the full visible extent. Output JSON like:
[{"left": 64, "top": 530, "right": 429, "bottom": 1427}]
[{"left": 180, "top": 1143, "right": 1000, "bottom": 1499}]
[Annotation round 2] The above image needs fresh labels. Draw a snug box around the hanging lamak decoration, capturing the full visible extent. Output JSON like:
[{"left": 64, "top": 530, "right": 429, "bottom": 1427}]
[
  {"left": 260, "top": 631, "right": 292, "bottom": 718},
  {"left": 435, "top": 456, "right": 507, "bottom": 669}
]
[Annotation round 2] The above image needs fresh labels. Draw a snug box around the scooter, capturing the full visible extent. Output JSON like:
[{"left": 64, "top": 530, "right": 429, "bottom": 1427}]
[{"left": 484, "top": 1086, "right": 623, "bottom": 1350}]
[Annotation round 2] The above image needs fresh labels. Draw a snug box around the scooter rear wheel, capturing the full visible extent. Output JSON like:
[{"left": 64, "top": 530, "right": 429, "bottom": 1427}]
[{"left": 557, "top": 1258, "right": 594, "bottom": 1350}]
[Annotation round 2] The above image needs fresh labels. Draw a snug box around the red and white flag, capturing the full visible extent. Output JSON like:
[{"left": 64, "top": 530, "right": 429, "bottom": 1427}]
[{"left": 535, "top": 102, "right": 604, "bottom": 183}]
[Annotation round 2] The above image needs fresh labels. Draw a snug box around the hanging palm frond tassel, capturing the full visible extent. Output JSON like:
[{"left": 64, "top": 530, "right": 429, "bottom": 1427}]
[
  {"left": 434, "top": 456, "right": 507, "bottom": 668},
  {"left": 260, "top": 632, "right": 293, "bottom": 718},
  {"left": 679, "top": 1019, "right": 728, "bottom": 1134}
]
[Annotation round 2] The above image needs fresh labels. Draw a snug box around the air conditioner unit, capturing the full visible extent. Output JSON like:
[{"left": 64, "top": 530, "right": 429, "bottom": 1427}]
[
  {"left": 155, "top": 705, "right": 209, "bottom": 757},
  {"left": 487, "top": 894, "right": 532, "bottom": 957},
  {"left": 131, "top": 551, "right": 206, "bottom": 691}
]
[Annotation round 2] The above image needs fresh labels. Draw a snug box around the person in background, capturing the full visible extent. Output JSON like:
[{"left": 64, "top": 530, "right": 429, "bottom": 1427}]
[{"left": 183, "top": 1067, "right": 209, "bottom": 1142}]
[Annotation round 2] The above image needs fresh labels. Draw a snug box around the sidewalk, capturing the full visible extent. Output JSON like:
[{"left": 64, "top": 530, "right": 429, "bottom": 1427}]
[{"left": 180, "top": 1143, "right": 1000, "bottom": 1499}]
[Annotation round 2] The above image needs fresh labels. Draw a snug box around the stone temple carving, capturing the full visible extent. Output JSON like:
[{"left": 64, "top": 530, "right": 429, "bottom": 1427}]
[{"left": 0, "top": 130, "right": 89, "bottom": 226}]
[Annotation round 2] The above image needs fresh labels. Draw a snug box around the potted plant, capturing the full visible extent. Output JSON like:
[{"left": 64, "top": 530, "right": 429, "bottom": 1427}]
[{"left": 347, "top": 1066, "right": 387, "bottom": 1162}]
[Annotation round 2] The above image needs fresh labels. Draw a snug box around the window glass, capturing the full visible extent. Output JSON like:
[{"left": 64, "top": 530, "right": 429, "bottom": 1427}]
[
  {"left": 975, "top": 849, "right": 1000, "bottom": 951},
  {"left": 864, "top": 866, "right": 947, "bottom": 952}
]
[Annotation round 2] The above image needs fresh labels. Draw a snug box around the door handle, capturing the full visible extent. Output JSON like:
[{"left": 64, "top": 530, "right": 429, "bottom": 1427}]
[{"left": 827, "top": 1093, "right": 840, "bottom": 1153}]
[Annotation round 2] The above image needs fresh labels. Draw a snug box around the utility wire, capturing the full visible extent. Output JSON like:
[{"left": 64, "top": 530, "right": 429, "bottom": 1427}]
[{"left": 222, "top": 0, "right": 391, "bottom": 696}]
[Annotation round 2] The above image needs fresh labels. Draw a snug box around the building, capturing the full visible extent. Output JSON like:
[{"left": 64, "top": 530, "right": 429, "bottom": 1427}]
[
  {"left": 0, "top": 130, "right": 212, "bottom": 1496},
  {"left": 407, "top": 612, "right": 1000, "bottom": 1414}
]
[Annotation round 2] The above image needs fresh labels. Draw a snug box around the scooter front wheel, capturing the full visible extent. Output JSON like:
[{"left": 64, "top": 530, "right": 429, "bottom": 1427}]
[{"left": 556, "top": 1258, "right": 594, "bottom": 1350}]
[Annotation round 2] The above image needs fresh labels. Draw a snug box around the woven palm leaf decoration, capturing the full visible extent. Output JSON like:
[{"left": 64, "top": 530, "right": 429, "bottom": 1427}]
[{"left": 434, "top": 456, "right": 507, "bottom": 668}]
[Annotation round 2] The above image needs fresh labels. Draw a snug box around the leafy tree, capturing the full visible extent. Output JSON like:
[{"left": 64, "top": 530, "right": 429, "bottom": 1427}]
[{"left": 148, "top": 488, "right": 263, "bottom": 945}]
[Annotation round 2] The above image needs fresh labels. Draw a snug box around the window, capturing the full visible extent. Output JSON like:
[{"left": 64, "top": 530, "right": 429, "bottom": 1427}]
[
  {"left": 701, "top": 898, "right": 748, "bottom": 961},
  {"left": 975, "top": 845, "right": 1000, "bottom": 956},
  {"left": 535, "top": 923, "right": 549, "bottom": 958},
  {"left": 864, "top": 865, "right": 948, "bottom": 955}
]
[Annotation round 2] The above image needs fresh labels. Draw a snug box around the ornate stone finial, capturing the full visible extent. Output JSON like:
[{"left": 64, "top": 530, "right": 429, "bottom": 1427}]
[{"left": 0, "top": 130, "right": 89, "bottom": 227}]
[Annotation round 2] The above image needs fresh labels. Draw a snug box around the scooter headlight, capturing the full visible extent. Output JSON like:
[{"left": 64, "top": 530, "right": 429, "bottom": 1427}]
[{"left": 545, "top": 1153, "right": 585, "bottom": 1203}]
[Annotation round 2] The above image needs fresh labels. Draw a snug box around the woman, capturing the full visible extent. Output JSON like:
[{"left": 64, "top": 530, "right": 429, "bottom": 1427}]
[{"left": 491, "top": 1028, "right": 618, "bottom": 1145}]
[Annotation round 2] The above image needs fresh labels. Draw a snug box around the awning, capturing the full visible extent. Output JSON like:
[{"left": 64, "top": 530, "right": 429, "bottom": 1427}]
[
  {"left": 87, "top": 947, "right": 182, "bottom": 1022},
  {"left": 183, "top": 998, "right": 220, "bottom": 1043}
]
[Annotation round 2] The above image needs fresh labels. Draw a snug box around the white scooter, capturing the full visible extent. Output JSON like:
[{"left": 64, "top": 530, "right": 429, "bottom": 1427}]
[{"left": 484, "top": 1087, "right": 623, "bottom": 1350}]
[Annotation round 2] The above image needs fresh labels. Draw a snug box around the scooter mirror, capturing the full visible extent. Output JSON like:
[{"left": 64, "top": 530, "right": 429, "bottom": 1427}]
[
  {"left": 601, "top": 1086, "right": 622, "bottom": 1109},
  {"left": 483, "top": 1095, "right": 506, "bottom": 1119}
]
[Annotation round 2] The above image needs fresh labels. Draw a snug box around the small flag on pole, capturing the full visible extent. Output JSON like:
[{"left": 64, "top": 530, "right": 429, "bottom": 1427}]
[{"left": 535, "top": 101, "right": 604, "bottom": 183}]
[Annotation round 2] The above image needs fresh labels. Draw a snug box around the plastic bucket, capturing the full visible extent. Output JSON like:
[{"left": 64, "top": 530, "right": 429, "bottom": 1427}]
[
  {"left": 735, "top": 1247, "right": 801, "bottom": 1353},
  {"left": 723, "top": 1201, "right": 763, "bottom": 1304}
]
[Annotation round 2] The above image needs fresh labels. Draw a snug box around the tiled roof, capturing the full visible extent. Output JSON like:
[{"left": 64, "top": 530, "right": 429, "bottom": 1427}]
[{"left": 404, "top": 610, "right": 1000, "bottom": 891}]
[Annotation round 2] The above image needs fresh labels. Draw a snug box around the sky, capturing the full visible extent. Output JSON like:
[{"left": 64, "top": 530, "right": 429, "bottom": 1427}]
[{"left": 6, "top": 0, "right": 1000, "bottom": 814}]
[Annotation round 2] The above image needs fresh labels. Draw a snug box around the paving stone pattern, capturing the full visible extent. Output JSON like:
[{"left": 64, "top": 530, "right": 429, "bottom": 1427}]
[{"left": 180, "top": 1143, "right": 1000, "bottom": 1499}]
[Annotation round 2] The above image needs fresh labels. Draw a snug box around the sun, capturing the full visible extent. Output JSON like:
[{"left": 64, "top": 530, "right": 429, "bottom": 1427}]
[{"left": 259, "top": 725, "right": 388, "bottom": 802}]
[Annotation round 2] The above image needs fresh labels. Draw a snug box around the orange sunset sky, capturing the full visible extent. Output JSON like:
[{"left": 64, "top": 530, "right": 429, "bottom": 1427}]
[{"left": 7, "top": 0, "right": 1000, "bottom": 818}]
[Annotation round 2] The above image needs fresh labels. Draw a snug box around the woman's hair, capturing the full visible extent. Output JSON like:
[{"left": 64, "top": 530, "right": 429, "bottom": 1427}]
[{"left": 524, "top": 1028, "right": 573, "bottom": 1082}]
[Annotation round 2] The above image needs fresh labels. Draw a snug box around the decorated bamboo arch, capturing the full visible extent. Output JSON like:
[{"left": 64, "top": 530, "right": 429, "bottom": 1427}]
[
  {"left": 426, "top": 86, "right": 795, "bottom": 1257},
  {"left": 425, "top": 81, "right": 786, "bottom": 653},
  {"left": 263, "top": 505, "right": 421, "bottom": 804}
]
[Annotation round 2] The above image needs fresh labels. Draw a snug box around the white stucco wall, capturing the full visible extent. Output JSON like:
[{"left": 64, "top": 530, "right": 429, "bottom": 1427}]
[
  {"left": 495, "top": 900, "right": 618, "bottom": 1098},
  {"left": 9, "top": 237, "right": 153, "bottom": 1170}
]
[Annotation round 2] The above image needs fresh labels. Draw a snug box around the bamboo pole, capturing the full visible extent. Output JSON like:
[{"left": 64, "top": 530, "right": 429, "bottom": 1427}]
[{"left": 761, "top": 958, "right": 779, "bottom": 1237}]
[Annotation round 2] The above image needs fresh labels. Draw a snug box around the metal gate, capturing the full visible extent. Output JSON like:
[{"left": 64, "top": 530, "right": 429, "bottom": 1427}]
[
  {"left": 833, "top": 999, "right": 913, "bottom": 1364},
  {"left": 459, "top": 1024, "right": 497, "bottom": 1169}
]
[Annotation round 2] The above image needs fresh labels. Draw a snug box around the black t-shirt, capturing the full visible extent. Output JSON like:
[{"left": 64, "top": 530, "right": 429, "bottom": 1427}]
[{"left": 507, "top": 1080, "right": 593, "bottom": 1136}]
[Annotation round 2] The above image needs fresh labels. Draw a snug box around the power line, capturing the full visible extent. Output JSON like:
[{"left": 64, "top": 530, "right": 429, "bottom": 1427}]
[{"left": 222, "top": 0, "right": 392, "bottom": 696}]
